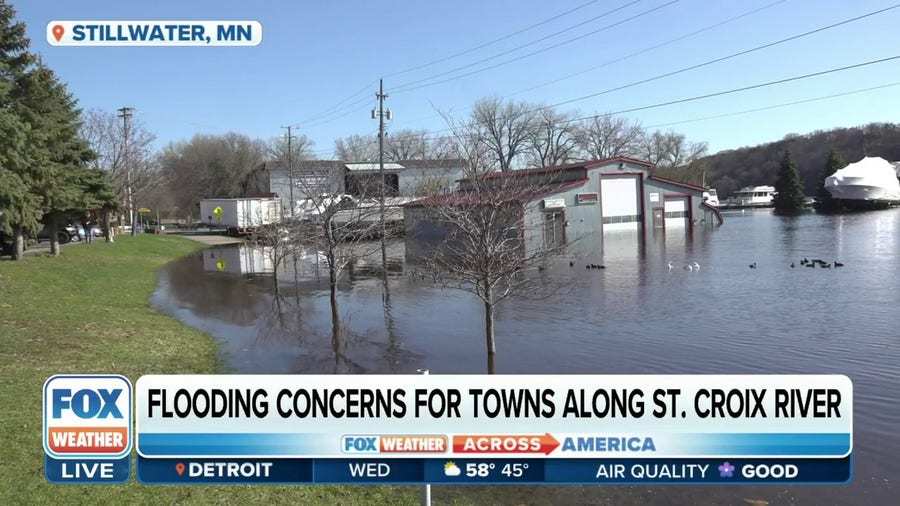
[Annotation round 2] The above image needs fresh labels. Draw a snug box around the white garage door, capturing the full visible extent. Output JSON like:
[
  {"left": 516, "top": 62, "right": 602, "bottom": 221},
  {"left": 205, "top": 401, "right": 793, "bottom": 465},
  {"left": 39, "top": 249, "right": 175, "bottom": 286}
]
[
  {"left": 601, "top": 176, "right": 640, "bottom": 232},
  {"left": 664, "top": 197, "right": 689, "bottom": 228}
]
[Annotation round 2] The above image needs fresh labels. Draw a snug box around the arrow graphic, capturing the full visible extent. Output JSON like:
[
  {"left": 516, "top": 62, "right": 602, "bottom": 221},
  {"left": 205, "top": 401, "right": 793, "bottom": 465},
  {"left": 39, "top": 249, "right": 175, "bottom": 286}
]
[{"left": 452, "top": 433, "right": 560, "bottom": 455}]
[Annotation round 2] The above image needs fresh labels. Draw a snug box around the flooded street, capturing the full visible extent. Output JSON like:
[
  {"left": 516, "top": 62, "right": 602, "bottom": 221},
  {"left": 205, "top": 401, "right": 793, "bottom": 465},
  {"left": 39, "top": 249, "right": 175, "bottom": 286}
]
[{"left": 151, "top": 208, "right": 900, "bottom": 505}]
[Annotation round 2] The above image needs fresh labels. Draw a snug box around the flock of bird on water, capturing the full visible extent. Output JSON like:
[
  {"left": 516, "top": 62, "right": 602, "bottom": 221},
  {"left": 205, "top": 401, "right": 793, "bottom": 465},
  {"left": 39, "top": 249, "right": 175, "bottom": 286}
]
[
  {"left": 541, "top": 259, "right": 847, "bottom": 272},
  {"left": 555, "top": 259, "right": 847, "bottom": 272}
]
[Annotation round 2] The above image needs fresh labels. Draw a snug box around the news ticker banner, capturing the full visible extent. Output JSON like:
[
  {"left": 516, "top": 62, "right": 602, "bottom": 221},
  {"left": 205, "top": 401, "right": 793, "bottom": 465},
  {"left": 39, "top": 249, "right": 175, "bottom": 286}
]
[{"left": 43, "top": 374, "right": 853, "bottom": 485}]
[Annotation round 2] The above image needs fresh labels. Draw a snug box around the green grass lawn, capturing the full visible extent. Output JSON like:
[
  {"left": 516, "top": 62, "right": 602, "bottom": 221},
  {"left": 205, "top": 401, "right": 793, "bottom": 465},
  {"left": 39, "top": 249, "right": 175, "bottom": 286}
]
[{"left": 0, "top": 234, "right": 422, "bottom": 506}]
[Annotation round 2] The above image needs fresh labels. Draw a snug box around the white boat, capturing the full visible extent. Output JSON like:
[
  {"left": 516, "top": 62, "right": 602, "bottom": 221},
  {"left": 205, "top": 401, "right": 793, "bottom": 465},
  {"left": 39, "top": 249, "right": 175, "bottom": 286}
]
[
  {"left": 699, "top": 171, "right": 720, "bottom": 207},
  {"left": 825, "top": 157, "right": 900, "bottom": 208},
  {"left": 720, "top": 186, "right": 775, "bottom": 209}
]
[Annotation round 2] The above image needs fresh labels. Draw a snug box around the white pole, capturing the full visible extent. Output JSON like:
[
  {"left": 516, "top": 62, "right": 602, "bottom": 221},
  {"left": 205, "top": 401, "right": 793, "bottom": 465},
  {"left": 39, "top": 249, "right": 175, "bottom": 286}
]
[{"left": 417, "top": 368, "right": 431, "bottom": 506}]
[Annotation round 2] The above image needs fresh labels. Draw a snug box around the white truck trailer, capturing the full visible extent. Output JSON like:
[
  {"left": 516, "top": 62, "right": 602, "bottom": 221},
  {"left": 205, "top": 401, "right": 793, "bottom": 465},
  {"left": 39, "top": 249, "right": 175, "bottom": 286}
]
[{"left": 199, "top": 198, "right": 283, "bottom": 236}]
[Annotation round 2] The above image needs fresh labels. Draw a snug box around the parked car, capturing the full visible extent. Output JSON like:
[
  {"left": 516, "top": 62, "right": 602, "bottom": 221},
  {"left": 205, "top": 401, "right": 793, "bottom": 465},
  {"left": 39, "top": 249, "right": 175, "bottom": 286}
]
[
  {"left": 75, "top": 224, "right": 105, "bottom": 239},
  {"left": 0, "top": 229, "right": 12, "bottom": 256},
  {"left": 36, "top": 224, "right": 78, "bottom": 244}
]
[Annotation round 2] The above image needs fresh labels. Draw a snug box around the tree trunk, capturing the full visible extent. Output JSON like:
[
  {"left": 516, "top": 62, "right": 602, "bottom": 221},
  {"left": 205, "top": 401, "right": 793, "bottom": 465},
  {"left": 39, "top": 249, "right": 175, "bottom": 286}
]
[
  {"left": 49, "top": 215, "right": 60, "bottom": 256},
  {"left": 331, "top": 310, "right": 342, "bottom": 374},
  {"left": 12, "top": 227, "right": 25, "bottom": 260},
  {"left": 329, "top": 260, "right": 341, "bottom": 373},
  {"left": 483, "top": 281, "right": 496, "bottom": 367},
  {"left": 272, "top": 249, "right": 281, "bottom": 296},
  {"left": 103, "top": 209, "right": 115, "bottom": 243},
  {"left": 329, "top": 260, "right": 340, "bottom": 325}
]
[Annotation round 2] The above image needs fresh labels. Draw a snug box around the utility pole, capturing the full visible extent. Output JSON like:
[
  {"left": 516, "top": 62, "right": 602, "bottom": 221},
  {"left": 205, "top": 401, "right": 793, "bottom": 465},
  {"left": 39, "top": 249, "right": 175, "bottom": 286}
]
[
  {"left": 281, "top": 125, "right": 295, "bottom": 218},
  {"left": 117, "top": 107, "right": 135, "bottom": 236},
  {"left": 372, "top": 78, "right": 392, "bottom": 273}
]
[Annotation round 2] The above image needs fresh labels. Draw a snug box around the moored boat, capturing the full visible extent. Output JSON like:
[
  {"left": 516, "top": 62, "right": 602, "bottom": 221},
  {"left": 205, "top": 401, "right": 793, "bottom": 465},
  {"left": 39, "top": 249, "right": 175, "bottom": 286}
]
[
  {"left": 719, "top": 185, "right": 775, "bottom": 209},
  {"left": 825, "top": 157, "right": 900, "bottom": 209}
]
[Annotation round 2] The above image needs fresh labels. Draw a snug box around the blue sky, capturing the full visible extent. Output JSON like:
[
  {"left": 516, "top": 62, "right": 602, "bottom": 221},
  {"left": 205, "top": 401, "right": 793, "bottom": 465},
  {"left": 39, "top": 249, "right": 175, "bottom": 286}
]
[{"left": 13, "top": 0, "right": 900, "bottom": 157}]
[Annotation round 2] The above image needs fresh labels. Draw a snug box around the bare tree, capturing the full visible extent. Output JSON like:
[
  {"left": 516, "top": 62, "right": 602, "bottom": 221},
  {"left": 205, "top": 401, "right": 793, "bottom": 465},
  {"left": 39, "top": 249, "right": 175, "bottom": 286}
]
[
  {"left": 470, "top": 96, "right": 538, "bottom": 171},
  {"left": 577, "top": 114, "right": 644, "bottom": 160},
  {"left": 80, "top": 108, "right": 163, "bottom": 241},
  {"left": 526, "top": 107, "right": 581, "bottom": 167},
  {"left": 158, "top": 132, "right": 266, "bottom": 220},
  {"left": 427, "top": 135, "right": 462, "bottom": 160},
  {"left": 384, "top": 129, "right": 428, "bottom": 161},
  {"left": 436, "top": 109, "right": 496, "bottom": 176},
  {"left": 268, "top": 133, "right": 315, "bottom": 167},
  {"left": 334, "top": 133, "right": 378, "bottom": 161},
  {"left": 291, "top": 177, "right": 388, "bottom": 332},
  {"left": 409, "top": 117, "right": 573, "bottom": 373},
  {"left": 254, "top": 221, "right": 292, "bottom": 296},
  {"left": 641, "top": 130, "right": 709, "bottom": 183}
]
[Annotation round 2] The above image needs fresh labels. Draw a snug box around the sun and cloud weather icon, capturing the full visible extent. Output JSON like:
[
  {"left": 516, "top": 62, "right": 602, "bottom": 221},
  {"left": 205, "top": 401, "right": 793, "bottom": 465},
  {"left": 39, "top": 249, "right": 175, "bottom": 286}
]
[
  {"left": 444, "top": 461, "right": 461, "bottom": 477},
  {"left": 719, "top": 461, "right": 735, "bottom": 478}
]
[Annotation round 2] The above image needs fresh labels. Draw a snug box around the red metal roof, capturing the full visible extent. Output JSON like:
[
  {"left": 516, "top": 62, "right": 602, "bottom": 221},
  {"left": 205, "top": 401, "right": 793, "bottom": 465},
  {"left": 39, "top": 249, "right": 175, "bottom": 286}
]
[
  {"left": 648, "top": 175, "right": 709, "bottom": 193},
  {"left": 405, "top": 179, "right": 590, "bottom": 207},
  {"left": 458, "top": 157, "right": 654, "bottom": 182}
]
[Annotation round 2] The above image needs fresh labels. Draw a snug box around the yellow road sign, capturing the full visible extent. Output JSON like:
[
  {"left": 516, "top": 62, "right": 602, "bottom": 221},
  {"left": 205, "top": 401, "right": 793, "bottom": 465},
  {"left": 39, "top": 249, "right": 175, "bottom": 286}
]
[{"left": 138, "top": 207, "right": 151, "bottom": 213}]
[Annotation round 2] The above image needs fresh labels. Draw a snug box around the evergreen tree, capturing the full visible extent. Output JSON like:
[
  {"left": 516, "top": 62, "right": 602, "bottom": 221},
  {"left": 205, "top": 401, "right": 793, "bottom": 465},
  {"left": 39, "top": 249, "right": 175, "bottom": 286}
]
[
  {"left": 2, "top": 2, "right": 99, "bottom": 258},
  {"left": 16, "top": 63, "right": 97, "bottom": 255},
  {"left": 773, "top": 149, "right": 806, "bottom": 213},
  {"left": 815, "top": 148, "right": 843, "bottom": 212},
  {"left": 0, "top": 0, "right": 42, "bottom": 258}
]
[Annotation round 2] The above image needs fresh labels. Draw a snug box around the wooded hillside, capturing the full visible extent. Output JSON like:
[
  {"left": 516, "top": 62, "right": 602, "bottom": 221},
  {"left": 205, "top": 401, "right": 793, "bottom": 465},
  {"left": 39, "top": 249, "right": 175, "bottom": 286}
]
[{"left": 701, "top": 123, "right": 900, "bottom": 198}]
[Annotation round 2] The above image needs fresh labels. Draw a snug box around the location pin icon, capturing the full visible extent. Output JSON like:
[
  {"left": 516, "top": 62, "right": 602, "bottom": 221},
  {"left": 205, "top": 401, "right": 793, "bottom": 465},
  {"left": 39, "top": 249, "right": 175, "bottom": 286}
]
[
  {"left": 52, "top": 25, "right": 65, "bottom": 42},
  {"left": 175, "top": 462, "right": 185, "bottom": 476}
]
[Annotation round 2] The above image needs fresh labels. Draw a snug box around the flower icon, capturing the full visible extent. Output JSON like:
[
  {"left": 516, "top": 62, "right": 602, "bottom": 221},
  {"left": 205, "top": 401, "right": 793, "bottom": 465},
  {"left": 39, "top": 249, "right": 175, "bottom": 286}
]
[{"left": 718, "top": 461, "right": 735, "bottom": 478}]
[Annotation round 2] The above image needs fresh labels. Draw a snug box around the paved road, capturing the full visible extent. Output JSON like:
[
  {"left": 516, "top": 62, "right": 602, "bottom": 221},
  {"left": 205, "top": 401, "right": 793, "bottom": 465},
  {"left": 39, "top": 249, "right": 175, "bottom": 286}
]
[
  {"left": 23, "top": 237, "right": 88, "bottom": 255},
  {"left": 172, "top": 234, "right": 245, "bottom": 245}
]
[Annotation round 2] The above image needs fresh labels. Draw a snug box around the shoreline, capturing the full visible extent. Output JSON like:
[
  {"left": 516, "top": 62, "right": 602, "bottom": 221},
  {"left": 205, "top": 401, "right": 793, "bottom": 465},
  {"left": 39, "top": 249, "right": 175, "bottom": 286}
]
[{"left": 0, "top": 234, "right": 418, "bottom": 505}]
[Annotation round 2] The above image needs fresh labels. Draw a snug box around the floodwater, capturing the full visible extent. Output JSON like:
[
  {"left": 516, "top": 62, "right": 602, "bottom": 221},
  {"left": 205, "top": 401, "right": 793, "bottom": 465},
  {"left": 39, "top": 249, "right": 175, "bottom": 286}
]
[{"left": 151, "top": 208, "right": 900, "bottom": 505}]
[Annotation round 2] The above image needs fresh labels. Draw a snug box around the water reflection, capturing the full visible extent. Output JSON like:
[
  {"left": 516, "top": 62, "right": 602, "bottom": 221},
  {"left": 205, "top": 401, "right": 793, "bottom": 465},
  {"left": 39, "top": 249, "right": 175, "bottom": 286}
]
[{"left": 151, "top": 209, "right": 900, "bottom": 505}]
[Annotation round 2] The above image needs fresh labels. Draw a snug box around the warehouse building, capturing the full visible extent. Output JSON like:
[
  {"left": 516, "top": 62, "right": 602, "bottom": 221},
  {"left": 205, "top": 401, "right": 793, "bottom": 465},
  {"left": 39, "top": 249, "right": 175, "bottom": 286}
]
[{"left": 403, "top": 157, "right": 723, "bottom": 258}]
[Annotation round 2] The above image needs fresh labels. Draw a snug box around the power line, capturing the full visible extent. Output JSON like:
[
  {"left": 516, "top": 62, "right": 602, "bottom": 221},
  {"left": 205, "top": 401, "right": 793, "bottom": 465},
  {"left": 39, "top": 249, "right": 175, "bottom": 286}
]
[
  {"left": 508, "top": 0, "right": 790, "bottom": 98},
  {"left": 299, "top": 100, "right": 373, "bottom": 130},
  {"left": 395, "top": 0, "right": 789, "bottom": 127},
  {"left": 398, "top": 0, "right": 897, "bottom": 97},
  {"left": 578, "top": 54, "right": 900, "bottom": 119},
  {"left": 392, "top": 3, "right": 900, "bottom": 140},
  {"left": 294, "top": 95, "right": 374, "bottom": 128},
  {"left": 304, "top": 127, "right": 380, "bottom": 159},
  {"left": 294, "top": 80, "right": 378, "bottom": 126},
  {"left": 311, "top": 79, "right": 900, "bottom": 159},
  {"left": 374, "top": 78, "right": 390, "bottom": 271},
  {"left": 117, "top": 106, "right": 136, "bottom": 236},
  {"left": 546, "top": 1, "right": 900, "bottom": 110},
  {"left": 281, "top": 125, "right": 295, "bottom": 217},
  {"left": 643, "top": 81, "right": 900, "bottom": 129},
  {"left": 385, "top": 53, "right": 900, "bottom": 147},
  {"left": 390, "top": 0, "right": 644, "bottom": 90},
  {"left": 385, "top": 0, "right": 603, "bottom": 78},
  {"left": 394, "top": 0, "right": 680, "bottom": 94}
]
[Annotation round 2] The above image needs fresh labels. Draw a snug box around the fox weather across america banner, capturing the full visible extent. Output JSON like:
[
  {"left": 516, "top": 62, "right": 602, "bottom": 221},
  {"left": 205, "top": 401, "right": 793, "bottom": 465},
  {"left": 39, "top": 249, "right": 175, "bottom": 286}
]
[{"left": 43, "top": 374, "right": 853, "bottom": 485}]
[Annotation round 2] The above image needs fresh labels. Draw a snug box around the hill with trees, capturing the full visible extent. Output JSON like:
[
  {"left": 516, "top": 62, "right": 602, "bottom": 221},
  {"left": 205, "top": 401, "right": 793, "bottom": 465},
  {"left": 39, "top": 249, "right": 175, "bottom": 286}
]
[{"left": 701, "top": 122, "right": 900, "bottom": 199}]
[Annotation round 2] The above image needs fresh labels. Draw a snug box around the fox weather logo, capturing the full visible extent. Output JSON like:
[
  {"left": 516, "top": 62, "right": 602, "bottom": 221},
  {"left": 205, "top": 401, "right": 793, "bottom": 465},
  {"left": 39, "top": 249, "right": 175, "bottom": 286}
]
[{"left": 43, "top": 375, "right": 133, "bottom": 459}]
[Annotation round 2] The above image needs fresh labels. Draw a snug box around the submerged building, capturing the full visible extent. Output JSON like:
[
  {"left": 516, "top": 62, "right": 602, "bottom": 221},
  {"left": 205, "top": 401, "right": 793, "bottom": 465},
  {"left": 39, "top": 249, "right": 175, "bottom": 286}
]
[
  {"left": 243, "top": 159, "right": 465, "bottom": 216},
  {"left": 403, "top": 157, "right": 723, "bottom": 258}
]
